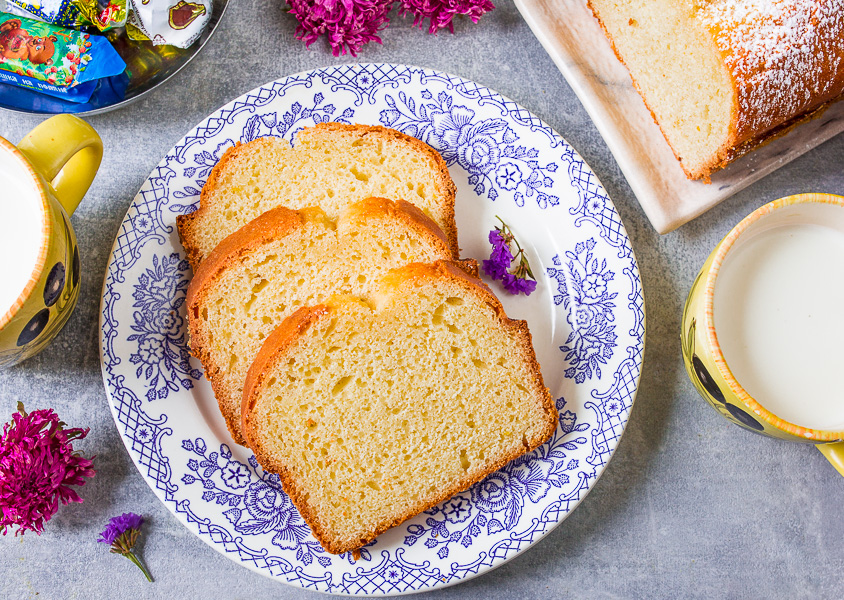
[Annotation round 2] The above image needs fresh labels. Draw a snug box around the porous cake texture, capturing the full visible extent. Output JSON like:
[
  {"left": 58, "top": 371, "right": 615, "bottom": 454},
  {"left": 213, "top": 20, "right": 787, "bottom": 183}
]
[
  {"left": 242, "top": 261, "right": 558, "bottom": 555},
  {"left": 176, "top": 123, "right": 459, "bottom": 268},
  {"left": 588, "top": 0, "right": 844, "bottom": 179},
  {"left": 186, "top": 199, "right": 465, "bottom": 444}
]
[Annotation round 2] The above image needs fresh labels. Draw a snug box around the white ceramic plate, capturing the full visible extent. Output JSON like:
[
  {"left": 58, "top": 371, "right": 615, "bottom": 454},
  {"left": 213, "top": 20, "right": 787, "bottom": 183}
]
[
  {"left": 99, "top": 64, "right": 645, "bottom": 595},
  {"left": 515, "top": 0, "right": 844, "bottom": 234}
]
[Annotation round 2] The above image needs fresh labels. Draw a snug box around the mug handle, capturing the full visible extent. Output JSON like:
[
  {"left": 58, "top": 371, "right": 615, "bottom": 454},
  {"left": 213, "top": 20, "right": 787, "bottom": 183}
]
[
  {"left": 16, "top": 114, "right": 103, "bottom": 216},
  {"left": 817, "top": 442, "right": 844, "bottom": 476}
]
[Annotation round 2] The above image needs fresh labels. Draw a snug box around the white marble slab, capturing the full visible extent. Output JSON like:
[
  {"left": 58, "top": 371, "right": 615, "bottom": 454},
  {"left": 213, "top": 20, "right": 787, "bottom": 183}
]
[{"left": 515, "top": 0, "right": 844, "bottom": 234}]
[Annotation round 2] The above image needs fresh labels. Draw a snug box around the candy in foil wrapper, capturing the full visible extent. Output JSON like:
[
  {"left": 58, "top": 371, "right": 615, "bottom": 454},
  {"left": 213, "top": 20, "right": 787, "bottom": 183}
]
[
  {"left": 126, "top": 0, "right": 211, "bottom": 48},
  {"left": 106, "top": 28, "right": 188, "bottom": 91},
  {"left": 5, "top": 0, "right": 128, "bottom": 31},
  {"left": 0, "top": 12, "right": 126, "bottom": 102}
]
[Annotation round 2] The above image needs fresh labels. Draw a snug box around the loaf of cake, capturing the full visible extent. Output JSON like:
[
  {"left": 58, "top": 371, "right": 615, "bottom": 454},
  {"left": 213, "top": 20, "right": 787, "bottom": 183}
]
[
  {"left": 241, "top": 260, "right": 558, "bottom": 555},
  {"left": 186, "top": 198, "right": 469, "bottom": 444},
  {"left": 588, "top": 0, "right": 844, "bottom": 180},
  {"left": 176, "top": 123, "right": 458, "bottom": 268}
]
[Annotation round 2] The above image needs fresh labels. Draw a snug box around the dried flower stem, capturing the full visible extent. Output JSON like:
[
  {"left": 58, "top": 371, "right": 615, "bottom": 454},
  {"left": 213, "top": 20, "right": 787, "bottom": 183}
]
[
  {"left": 123, "top": 551, "right": 154, "bottom": 582},
  {"left": 495, "top": 216, "right": 535, "bottom": 280}
]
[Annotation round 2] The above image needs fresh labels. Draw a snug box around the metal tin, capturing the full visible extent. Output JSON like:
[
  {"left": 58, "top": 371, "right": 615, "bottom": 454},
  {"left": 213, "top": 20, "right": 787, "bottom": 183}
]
[{"left": 0, "top": 0, "right": 228, "bottom": 115}]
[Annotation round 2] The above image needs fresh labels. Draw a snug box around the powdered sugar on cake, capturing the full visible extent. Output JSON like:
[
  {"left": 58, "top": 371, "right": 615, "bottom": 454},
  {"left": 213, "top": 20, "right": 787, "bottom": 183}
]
[{"left": 699, "top": 0, "right": 844, "bottom": 139}]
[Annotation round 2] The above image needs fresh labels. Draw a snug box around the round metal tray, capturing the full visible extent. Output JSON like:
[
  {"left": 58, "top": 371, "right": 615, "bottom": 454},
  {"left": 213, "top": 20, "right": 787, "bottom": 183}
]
[{"left": 0, "top": 0, "right": 228, "bottom": 115}]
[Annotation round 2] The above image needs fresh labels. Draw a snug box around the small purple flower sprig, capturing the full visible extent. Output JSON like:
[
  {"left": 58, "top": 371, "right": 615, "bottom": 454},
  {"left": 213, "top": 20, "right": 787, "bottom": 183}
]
[
  {"left": 482, "top": 217, "right": 537, "bottom": 296},
  {"left": 98, "top": 513, "right": 153, "bottom": 582},
  {"left": 0, "top": 402, "right": 95, "bottom": 536},
  {"left": 286, "top": 0, "right": 495, "bottom": 57}
]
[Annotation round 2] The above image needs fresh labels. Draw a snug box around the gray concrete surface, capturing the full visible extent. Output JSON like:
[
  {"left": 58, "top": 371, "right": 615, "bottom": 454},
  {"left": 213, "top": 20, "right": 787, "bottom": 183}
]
[{"left": 1, "top": 1, "right": 843, "bottom": 598}]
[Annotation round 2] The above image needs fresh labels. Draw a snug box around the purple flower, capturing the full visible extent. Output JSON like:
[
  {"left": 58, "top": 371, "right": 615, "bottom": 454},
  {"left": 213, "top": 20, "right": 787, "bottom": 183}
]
[
  {"left": 482, "top": 229, "right": 513, "bottom": 280},
  {"left": 0, "top": 403, "right": 95, "bottom": 536},
  {"left": 502, "top": 272, "right": 537, "bottom": 296},
  {"left": 287, "top": 0, "right": 393, "bottom": 57},
  {"left": 482, "top": 217, "right": 537, "bottom": 297},
  {"left": 98, "top": 512, "right": 144, "bottom": 545},
  {"left": 400, "top": 0, "right": 495, "bottom": 34},
  {"left": 99, "top": 513, "right": 153, "bottom": 582},
  {"left": 220, "top": 460, "right": 250, "bottom": 489}
]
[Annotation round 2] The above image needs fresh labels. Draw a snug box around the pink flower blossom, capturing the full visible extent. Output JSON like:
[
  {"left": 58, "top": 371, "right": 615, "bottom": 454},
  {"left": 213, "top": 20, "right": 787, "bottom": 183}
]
[
  {"left": 287, "top": 0, "right": 394, "bottom": 57},
  {"left": 400, "top": 0, "right": 495, "bottom": 34},
  {"left": 0, "top": 403, "right": 95, "bottom": 536}
]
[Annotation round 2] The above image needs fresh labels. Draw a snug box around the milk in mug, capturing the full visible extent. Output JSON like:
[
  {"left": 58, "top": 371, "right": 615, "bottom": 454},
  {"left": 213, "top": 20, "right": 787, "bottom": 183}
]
[
  {"left": 713, "top": 207, "right": 844, "bottom": 431},
  {"left": 0, "top": 150, "right": 44, "bottom": 318}
]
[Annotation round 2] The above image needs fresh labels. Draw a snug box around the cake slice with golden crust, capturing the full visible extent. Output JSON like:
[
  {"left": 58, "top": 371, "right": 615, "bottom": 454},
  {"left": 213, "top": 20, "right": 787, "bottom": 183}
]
[
  {"left": 241, "top": 260, "right": 558, "bottom": 555},
  {"left": 176, "top": 122, "right": 458, "bottom": 269},
  {"left": 186, "top": 198, "right": 468, "bottom": 444}
]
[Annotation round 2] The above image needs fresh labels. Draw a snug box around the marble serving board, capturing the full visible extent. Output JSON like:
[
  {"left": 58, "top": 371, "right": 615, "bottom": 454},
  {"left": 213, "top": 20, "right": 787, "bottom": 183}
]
[{"left": 515, "top": 0, "right": 844, "bottom": 234}]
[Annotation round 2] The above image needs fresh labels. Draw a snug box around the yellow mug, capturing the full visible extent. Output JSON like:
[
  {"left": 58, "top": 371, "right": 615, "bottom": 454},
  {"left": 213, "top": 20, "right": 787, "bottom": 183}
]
[
  {"left": 0, "top": 114, "right": 102, "bottom": 368},
  {"left": 682, "top": 193, "right": 844, "bottom": 475}
]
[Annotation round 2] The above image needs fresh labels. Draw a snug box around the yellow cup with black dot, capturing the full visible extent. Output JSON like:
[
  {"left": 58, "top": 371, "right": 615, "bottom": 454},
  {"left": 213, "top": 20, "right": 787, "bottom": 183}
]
[
  {"left": 682, "top": 193, "right": 844, "bottom": 475},
  {"left": 0, "top": 114, "right": 102, "bottom": 367}
]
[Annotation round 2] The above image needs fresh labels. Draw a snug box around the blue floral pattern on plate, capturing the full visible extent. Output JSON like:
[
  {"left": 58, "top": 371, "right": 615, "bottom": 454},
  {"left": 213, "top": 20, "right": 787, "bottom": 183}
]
[
  {"left": 99, "top": 64, "right": 645, "bottom": 595},
  {"left": 127, "top": 253, "right": 202, "bottom": 401},
  {"left": 547, "top": 239, "right": 619, "bottom": 383}
]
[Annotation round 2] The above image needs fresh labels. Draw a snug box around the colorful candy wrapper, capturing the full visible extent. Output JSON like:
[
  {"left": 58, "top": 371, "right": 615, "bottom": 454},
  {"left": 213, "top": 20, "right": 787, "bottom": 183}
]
[
  {"left": 4, "top": 0, "right": 128, "bottom": 32},
  {"left": 0, "top": 12, "right": 126, "bottom": 102},
  {"left": 126, "top": 0, "right": 211, "bottom": 49}
]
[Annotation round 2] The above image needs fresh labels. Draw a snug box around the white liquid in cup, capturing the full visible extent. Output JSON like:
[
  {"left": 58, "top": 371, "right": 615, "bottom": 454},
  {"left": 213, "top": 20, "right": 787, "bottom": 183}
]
[
  {"left": 0, "top": 147, "right": 44, "bottom": 318},
  {"left": 714, "top": 203, "right": 844, "bottom": 432}
]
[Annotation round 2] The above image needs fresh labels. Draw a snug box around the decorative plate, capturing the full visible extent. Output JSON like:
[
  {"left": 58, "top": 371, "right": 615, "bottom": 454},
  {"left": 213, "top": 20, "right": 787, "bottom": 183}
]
[{"left": 99, "top": 64, "right": 645, "bottom": 595}]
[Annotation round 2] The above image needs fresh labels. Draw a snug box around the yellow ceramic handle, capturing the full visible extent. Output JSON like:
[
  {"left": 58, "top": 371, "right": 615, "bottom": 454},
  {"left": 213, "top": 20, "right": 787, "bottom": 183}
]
[
  {"left": 16, "top": 114, "right": 103, "bottom": 216},
  {"left": 817, "top": 442, "right": 844, "bottom": 476}
]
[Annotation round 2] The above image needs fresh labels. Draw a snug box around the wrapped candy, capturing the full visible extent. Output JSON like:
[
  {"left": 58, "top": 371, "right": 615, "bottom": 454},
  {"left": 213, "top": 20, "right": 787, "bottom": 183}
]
[
  {"left": 126, "top": 0, "right": 211, "bottom": 49},
  {"left": 5, "top": 0, "right": 211, "bottom": 49},
  {"left": 5, "top": 0, "right": 128, "bottom": 31},
  {"left": 0, "top": 12, "right": 126, "bottom": 102},
  {"left": 106, "top": 28, "right": 188, "bottom": 92}
]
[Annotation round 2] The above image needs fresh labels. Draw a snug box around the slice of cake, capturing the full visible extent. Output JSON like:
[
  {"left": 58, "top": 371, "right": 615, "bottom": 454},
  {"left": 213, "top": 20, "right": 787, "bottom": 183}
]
[
  {"left": 241, "top": 260, "right": 558, "bottom": 555},
  {"left": 187, "top": 198, "right": 466, "bottom": 444},
  {"left": 177, "top": 123, "right": 458, "bottom": 268},
  {"left": 588, "top": 0, "right": 844, "bottom": 179}
]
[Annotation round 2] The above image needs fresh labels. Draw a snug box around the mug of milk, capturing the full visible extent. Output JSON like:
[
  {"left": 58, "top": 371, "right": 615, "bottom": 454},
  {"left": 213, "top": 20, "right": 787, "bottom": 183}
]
[
  {"left": 0, "top": 114, "right": 102, "bottom": 368},
  {"left": 682, "top": 193, "right": 844, "bottom": 474}
]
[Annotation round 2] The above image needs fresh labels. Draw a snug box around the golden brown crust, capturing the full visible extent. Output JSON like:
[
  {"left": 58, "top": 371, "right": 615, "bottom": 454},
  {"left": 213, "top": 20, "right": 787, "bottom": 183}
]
[
  {"left": 176, "top": 124, "right": 459, "bottom": 269},
  {"left": 240, "top": 259, "right": 557, "bottom": 555},
  {"left": 343, "top": 197, "right": 453, "bottom": 259},
  {"left": 700, "top": 93, "right": 844, "bottom": 178}
]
